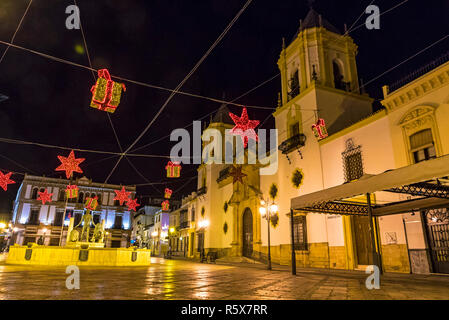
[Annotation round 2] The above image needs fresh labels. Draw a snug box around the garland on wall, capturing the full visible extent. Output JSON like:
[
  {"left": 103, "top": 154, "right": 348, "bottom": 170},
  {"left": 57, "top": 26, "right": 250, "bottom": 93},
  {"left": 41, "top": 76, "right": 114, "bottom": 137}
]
[
  {"left": 291, "top": 168, "right": 304, "bottom": 189},
  {"left": 223, "top": 221, "right": 228, "bottom": 234},
  {"left": 269, "top": 183, "right": 278, "bottom": 200}
]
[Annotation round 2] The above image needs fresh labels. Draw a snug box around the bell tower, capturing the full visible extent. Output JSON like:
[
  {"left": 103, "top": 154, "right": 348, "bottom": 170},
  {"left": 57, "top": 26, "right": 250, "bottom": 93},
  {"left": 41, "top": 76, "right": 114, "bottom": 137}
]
[{"left": 277, "top": 8, "right": 373, "bottom": 135}]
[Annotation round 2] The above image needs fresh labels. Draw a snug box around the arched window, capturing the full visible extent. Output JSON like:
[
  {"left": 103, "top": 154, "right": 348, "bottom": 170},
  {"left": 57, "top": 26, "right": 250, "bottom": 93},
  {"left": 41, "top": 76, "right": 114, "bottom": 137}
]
[
  {"left": 287, "top": 69, "right": 300, "bottom": 101},
  {"left": 31, "top": 188, "right": 38, "bottom": 200},
  {"left": 333, "top": 60, "right": 348, "bottom": 91},
  {"left": 78, "top": 192, "right": 84, "bottom": 204},
  {"left": 39, "top": 188, "right": 45, "bottom": 193}
]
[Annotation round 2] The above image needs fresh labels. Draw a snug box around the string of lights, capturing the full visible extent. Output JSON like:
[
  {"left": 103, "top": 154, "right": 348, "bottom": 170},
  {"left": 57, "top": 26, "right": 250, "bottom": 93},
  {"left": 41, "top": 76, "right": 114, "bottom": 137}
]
[{"left": 103, "top": 0, "right": 254, "bottom": 183}]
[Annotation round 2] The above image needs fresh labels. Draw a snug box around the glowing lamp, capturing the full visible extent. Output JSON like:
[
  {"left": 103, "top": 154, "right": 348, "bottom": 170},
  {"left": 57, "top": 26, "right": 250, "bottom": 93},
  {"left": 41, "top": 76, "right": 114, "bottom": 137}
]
[
  {"left": 0, "top": 223, "right": 6, "bottom": 229},
  {"left": 259, "top": 207, "right": 267, "bottom": 215},
  {"left": 13, "top": 227, "right": 18, "bottom": 232},
  {"left": 270, "top": 204, "right": 279, "bottom": 213},
  {"left": 151, "top": 231, "right": 158, "bottom": 237},
  {"left": 169, "top": 227, "right": 175, "bottom": 233}
]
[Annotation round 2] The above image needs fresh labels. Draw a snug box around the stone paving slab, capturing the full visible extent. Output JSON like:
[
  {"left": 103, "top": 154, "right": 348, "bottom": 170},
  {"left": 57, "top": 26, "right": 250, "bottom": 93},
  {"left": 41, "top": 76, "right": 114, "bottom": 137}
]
[{"left": 0, "top": 255, "right": 448, "bottom": 300}]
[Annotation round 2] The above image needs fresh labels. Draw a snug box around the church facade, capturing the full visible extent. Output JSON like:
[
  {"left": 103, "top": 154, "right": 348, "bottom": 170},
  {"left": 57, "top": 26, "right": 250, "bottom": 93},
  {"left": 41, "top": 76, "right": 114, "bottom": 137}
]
[{"left": 169, "top": 9, "right": 449, "bottom": 274}]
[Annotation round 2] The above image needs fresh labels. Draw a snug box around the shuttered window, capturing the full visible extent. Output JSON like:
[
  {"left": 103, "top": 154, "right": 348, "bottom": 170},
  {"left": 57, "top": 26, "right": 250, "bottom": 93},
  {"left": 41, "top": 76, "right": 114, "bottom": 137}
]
[{"left": 410, "top": 129, "right": 436, "bottom": 163}]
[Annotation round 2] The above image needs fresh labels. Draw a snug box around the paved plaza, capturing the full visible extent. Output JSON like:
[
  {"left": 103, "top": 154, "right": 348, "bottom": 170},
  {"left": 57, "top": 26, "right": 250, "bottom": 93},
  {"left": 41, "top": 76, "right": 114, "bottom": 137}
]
[{"left": 0, "top": 255, "right": 448, "bottom": 300}]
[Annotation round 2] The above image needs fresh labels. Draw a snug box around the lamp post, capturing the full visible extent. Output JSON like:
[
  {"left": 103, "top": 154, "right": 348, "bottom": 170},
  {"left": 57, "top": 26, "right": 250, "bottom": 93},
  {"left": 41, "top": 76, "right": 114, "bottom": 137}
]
[{"left": 259, "top": 198, "right": 278, "bottom": 271}]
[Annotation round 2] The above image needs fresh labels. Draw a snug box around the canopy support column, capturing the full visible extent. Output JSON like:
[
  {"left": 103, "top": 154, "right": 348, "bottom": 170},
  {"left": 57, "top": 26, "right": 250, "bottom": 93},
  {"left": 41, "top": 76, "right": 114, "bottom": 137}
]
[
  {"left": 366, "top": 193, "right": 382, "bottom": 275},
  {"left": 290, "top": 209, "right": 296, "bottom": 275}
]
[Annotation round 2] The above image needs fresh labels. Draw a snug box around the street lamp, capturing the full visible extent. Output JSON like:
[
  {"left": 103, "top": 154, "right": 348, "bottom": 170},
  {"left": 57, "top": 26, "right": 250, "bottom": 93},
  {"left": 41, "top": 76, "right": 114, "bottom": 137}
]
[{"left": 259, "top": 197, "right": 279, "bottom": 270}]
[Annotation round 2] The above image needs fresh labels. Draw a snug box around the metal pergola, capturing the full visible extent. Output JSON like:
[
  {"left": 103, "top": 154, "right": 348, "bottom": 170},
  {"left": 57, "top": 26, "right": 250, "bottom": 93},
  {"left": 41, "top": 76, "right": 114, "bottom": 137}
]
[{"left": 288, "top": 154, "right": 449, "bottom": 275}]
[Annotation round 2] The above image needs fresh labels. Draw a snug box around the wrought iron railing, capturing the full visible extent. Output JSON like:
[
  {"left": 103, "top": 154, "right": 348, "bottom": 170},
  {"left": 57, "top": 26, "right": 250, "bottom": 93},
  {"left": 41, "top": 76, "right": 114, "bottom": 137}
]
[
  {"left": 389, "top": 51, "right": 449, "bottom": 93},
  {"left": 217, "top": 166, "right": 231, "bottom": 182},
  {"left": 180, "top": 221, "right": 189, "bottom": 229},
  {"left": 197, "top": 186, "right": 207, "bottom": 196},
  {"left": 278, "top": 134, "right": 306, "bottom": 154}
]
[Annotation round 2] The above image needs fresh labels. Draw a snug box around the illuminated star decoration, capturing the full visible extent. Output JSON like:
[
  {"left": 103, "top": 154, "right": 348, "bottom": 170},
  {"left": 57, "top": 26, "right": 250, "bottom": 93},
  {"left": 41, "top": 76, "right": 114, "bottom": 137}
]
[
  {"left": 126, "top": 198, "right": 140, "bottom": 212},
  {"left": 114, "top": 186, "right": 131, "bottom": 206},
  {"left": 0, "top": 171, "right": 15, "bottom": 191},
  {"left": 37, "top": 189, "right": 53, "bottom": 205},
  {"left": 55, "top": 150, "right": 85, "bottom": 179},
  {"left": 229, "top": 107, "right": 260, "bottom": 148},
  {"left": 229, "top": 165, "right": 247, "bottom": 184}
]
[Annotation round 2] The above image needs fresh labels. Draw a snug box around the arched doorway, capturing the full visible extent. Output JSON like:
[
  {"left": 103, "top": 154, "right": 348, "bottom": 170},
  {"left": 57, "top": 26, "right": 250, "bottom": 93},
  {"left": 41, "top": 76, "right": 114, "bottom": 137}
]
[{"left": 242, "top": 208, "right": 253, "bottom": 258}]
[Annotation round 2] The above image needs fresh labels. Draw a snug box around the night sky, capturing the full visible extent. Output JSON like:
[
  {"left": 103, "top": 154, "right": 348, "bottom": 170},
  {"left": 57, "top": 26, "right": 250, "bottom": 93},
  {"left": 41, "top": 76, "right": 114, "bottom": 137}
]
[{"left": 0, "top": 0, "right": 448, "bottom": 212}]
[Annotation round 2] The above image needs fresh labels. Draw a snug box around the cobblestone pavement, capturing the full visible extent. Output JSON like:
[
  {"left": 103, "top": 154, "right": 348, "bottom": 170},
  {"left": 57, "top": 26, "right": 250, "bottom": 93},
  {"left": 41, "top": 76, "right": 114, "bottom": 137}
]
[{"left": 0, "top": 256, "right": 448, "bottom": 300}]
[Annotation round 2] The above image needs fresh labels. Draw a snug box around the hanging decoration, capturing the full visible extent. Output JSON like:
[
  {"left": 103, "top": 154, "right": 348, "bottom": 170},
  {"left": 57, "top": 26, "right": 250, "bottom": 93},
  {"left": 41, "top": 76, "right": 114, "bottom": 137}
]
[
  {"left": 65, "top": 185, "right": 79, "bottom": 199},
  {"left": 126, "top": 198, "right": 140, "bottom": 212},
  {"left": 164, "top": 188, "right": 173, "bottom": 199},
  {"left": 161, "top": 200, "right": 170, "bottom": 211},
  {"left": 229, "top": 165, "right": 247, "bottom": 184},
  {"left": 55, "top": 150, "right": 85, "bottom": 179},
  {"left": 114, "top": 186, "right": 131, "bottom": 206},
  {"left": 291, "top": 168, "right": 304, "bottom": 189},
  {"left": 223, "top": 222, "right": 228, "bottom": 234},
  {"left": 166, "top": 161, "right": 181, "bottom": 178},
  {"left": 311, "top": 118, "right": 328, "bottom": 140},
  {"left": 223, "top": 201, "right": 228, "bottom": 213},
  {"left": 90, "top": 69, "right": 126, "bottom": 113},
  {"left": 270, "top": 213, "right": 279, "bottom": 228},
  {"left": 229, "top": 107, "right": 260, "bottom": 148},
  {"left": 85, "top": 196, "right": 99, "bottom": 211},
  {"left": 269, "top": 183, "right": 278, "bottom": 200},
  {"left": 37, "top": 189, "right": 53, "bottom": 205},
  {"left": 0, "top": 171, "right": 15, "bottom": 191}
]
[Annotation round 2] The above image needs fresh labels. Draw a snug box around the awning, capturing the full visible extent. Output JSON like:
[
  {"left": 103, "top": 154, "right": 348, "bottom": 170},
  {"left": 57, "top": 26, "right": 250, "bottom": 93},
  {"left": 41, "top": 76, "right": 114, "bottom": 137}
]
[{"left": 291, "top": 154, "right": 449, "bottom": 216}]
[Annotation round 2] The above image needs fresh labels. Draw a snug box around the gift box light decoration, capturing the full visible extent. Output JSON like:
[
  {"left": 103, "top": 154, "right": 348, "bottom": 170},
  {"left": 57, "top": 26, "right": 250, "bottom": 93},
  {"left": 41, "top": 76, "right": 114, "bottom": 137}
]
[
  {"left": 166, "top": 161, "right": 181, "bottom": 178},
  {"left": 0, "top": 171, "right": 15, "bottom": 191},
  {"left": 311, "top": 118, "right": 328, "bottom": 140},
  {"left": 161, "top": 200, "right": 170, "bottom": 211},
  {"left": 65, "top": 185, "right": 79, "bottom": 199},
  {"left": 85, "top": 196, "right": 99, "bottom": 211},
  {"left": 164, "top": 188, "right": 173, "bottom": 199},
  {"left": 90, "top": 69, "right": 126, "bottom": 113}
]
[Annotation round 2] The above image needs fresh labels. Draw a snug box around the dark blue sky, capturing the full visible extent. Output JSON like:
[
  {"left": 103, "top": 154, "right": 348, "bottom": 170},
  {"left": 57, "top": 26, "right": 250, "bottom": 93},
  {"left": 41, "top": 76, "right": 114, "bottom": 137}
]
[{"left": 0, "top": 0, "right": 448, "bottom": 211}]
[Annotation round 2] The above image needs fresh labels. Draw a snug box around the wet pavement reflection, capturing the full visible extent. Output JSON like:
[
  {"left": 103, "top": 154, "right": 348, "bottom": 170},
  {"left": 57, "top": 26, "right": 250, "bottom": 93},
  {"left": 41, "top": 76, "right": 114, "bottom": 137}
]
[{"left": 0, "top": 256, "right": 448, "bottom": 300}]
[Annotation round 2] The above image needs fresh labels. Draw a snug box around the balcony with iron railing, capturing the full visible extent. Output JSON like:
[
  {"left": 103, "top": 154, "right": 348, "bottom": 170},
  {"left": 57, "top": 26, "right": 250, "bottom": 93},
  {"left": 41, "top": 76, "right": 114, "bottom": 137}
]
[
  {"left": 197, "top": 186, "right": 207, "bottom": 196},
  {"left": 180, "top": 221, "right": 189, "bottom": 229},
  {"left": 217, "top": 166, "right": 231, "bottom": 183},
  {"left": 278, "top": 133, "right": 306, "bottom": 155}
]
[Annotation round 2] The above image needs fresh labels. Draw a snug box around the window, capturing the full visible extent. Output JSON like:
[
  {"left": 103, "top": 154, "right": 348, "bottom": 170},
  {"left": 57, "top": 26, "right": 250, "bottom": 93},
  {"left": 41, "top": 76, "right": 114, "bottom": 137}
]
[
  {"left": 293, "top": 215, "right": 307, "bottom": 250},
  {"left": 342, "top": 139, "right": 363, "bottom": 182},
  {"left": 287, "top": 69, "right": 300, "bottom": 101},
  {"left": 344, "top": 152, "right": 363, "bottom": 181},
  {"left": 197, "top": 232, "right": 204, "bottom": 252},
  {"left": 97, "top": 194, "right": 102, "bottom": 204},
  {"left": 28, "top": 209, "right": 40, "bottom": 225},
  {"left": 54, "top": 211, "right": 64, "bottom": 226},
  {"left": 410, "top": 129, "right": 436, "bottom": 163},
  {"left": 78, "top": 192, "right": 84, "bottom": 204},
  {"left": 58, "top": 190, "right": 65, "bottom": 201},
  {"left": 31, "top": 188, "right": 38, "bottom": 200},
  {"left": 93, "top": 214, "right": 101, "bottom": 225},
  {"left": 191, "top": 207, "right": 195, "bottom": 222},
  {"left": 113, "top": 215, "right": 123, "bottom": 229}
]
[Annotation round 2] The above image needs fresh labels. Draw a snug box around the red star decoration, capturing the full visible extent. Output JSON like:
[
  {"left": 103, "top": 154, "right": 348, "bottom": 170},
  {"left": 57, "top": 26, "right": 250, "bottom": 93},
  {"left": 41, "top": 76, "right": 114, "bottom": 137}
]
[
  {"left": 55, "top": 150, "right": 85, "bottom": 179},
  {"left": 114, "top": 186, "right": 131, "bottom": 206},
  {"left": 229, "top": 165, "right": 247, "bottom": 184},
  {"left": 126, "top": 198, "right": 140, "bottom": 212},
  {"left": 229, "top": 107, "right": 260, "bottom": 148},
  {"left": 37, "top": 189, "right": 53, "bottom": 205},
  {"left": 0, "top": 171, "right": 15, "bottom": 191}
]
